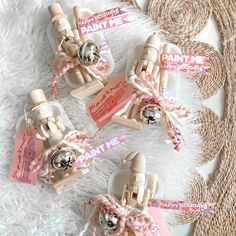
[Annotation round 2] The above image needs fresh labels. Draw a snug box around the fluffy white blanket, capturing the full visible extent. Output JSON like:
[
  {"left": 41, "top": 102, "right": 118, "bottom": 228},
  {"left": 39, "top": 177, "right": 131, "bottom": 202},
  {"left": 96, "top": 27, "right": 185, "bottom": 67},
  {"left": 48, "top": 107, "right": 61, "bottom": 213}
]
[{"left": 0, "top": 0, "right": 201, "bottom": 235}]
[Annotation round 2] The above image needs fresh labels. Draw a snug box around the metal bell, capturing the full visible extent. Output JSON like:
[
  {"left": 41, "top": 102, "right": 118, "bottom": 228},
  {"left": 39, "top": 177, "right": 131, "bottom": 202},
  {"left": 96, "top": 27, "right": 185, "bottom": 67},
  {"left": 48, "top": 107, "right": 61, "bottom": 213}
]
[
  {"left": 77, "top": 40, "right": 100, "bottom": 66},
  {"left": 99, "top": 210, "right": 119, "bottom": 231},
  {"left": 140, "top": 104, "right": 163, "bottom": 124},
  {"left": 51, "top": 148, "right": 76, "bottom": 171}
]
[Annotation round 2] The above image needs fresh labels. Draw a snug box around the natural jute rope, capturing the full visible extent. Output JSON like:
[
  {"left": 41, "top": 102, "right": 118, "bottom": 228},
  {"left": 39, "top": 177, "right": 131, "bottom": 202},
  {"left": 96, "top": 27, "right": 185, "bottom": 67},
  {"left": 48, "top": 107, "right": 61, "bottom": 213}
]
[
  {"left": 147, "top": 0, "right": 211, "bottom": 43},
  {"left": 173, "top": 172, "right": 207, "bottom": 225},
  {"left": 177, "top": 41, "right": 226, "bottom": 99},
  {"left": 193, "top": 0, "right": 236, "bottom": 234},
  {"left": 194, "top": 108, "right": 225, "bottom": 164},
  {"left": 122, "top": 0, "right": 140, "bottom": 9}
]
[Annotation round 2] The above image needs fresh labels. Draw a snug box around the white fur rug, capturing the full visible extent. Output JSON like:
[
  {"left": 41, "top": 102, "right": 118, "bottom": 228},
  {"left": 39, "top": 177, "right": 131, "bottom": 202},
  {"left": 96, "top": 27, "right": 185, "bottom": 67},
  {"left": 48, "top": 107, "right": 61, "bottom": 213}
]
[{"left": 0, "top": 0, "right": 202, "bottom": 235}]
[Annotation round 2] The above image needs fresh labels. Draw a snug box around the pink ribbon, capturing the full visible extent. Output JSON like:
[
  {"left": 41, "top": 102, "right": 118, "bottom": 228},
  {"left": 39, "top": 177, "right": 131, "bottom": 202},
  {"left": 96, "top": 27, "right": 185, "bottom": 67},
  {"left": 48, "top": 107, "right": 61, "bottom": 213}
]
[
  {"left": 130, "top": 71, "right": 190, "bottom": 151},
  {"left": 49, "top": 47, "right": 109, "bottom": 97}
]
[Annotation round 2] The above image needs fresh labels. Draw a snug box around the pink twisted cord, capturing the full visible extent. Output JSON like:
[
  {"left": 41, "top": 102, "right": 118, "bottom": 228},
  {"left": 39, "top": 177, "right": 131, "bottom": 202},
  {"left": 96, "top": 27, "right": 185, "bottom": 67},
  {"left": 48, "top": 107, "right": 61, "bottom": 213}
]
[
  {"left": 130, "top": 71, "right": 190, "bottom": 151},
  {"left": 166, "top": 120, "right": 184, "bottom": 151},
  {"left": 92, "top": 194, "right": 160, "bottom": 236},
  {"left": 49, "top": 46, "right": 109, "bottom": 97},
  {"left": 49, "top": 56, "right": 80, "bottom": 97},
  {"left": 89, "top": 57, "right": 109, "bottom": 81},
  {"left": 138, "top": 71, "right": 159, "bottom": 97},
  {"left": 64, "top": 130, "right": 91, "bottom": 149},
  {"left": 30, "top": 130, "right": 91, "bottom": 184}
]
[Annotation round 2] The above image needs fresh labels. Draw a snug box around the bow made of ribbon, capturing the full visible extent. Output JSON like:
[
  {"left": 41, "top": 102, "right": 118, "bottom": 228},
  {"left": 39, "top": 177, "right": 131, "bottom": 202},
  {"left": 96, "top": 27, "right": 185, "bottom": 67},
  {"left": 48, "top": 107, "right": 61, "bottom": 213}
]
[
  {"left": 92, "top": 194, "right": 160, "bottom": 236},
  {"left": 31, "top": 130, "right": 91, "bottom": 184},
  {"left": 49, "top": 46, "right": 109, "bottom": 97},
  {"left": 128, "top": 71, "right": 190, "bottom": 151}
]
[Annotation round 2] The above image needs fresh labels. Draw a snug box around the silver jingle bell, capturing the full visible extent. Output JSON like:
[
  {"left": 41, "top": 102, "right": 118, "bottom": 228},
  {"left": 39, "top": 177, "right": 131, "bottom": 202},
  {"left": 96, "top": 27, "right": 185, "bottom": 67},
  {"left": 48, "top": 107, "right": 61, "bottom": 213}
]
[
  {"left": 99, "top": 210, "right": 119, "bottom": 231},
  {"left": 77, "top": 40, "right": 100, "bottom": 66},
  {"left": 51, "top": 148, "right": 76, "bottom": 171},
  {"left": 140, "top": 104, "right": 163, "bottom": 124}
]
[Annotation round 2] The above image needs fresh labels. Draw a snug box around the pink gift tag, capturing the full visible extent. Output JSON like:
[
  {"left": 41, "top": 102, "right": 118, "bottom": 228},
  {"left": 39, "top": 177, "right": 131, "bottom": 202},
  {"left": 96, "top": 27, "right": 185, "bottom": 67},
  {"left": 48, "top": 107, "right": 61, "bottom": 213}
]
[
  {"left": 157, "top": 199, "right": 215, "bottom": 213},
  {"left": 9, "top": 128, "right": 44, "bottom": 185},
  {"left": 77, "top": 6, "right": 130, "bottom": 35},
  {"left": 135, "top": 207, "right": 170, "bottom": 236},
  {"left": 86, "top": 76, "right": 135, "bottom": 128},
  {"left": 160, "top": 53, "right": 210, "bottom": 74},
  {"left": 76, "top": 134, "right": 126, "bottom": 167}
]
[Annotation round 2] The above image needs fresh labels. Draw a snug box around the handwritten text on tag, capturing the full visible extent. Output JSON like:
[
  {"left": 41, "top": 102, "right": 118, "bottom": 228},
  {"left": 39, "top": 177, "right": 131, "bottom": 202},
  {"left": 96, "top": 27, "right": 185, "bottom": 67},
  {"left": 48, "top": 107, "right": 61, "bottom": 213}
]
[
  {"left": 86, "top": 76, "right": 135, "bottom": 128},
  {"left": 9, "top": 129, "right": 43, "bottom": 185}
]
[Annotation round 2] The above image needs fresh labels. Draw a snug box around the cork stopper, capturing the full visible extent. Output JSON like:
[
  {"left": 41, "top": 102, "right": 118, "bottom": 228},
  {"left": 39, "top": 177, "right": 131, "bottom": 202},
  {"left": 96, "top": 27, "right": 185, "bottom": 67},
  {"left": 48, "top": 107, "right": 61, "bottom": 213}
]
[
  {"left": 48, "top": 3, "right": 65, "bottom": 22},
  {"left": 28, "top": 89, "right": 47, "bottom": 106}
]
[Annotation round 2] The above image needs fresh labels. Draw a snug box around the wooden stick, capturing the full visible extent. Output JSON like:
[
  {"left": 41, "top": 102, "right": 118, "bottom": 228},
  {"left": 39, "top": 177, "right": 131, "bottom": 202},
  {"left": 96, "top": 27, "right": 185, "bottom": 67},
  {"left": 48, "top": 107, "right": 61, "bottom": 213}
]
[
  {"left": 130, "top": 104, "right": 141, "bottom": 120},
  {"left": 53, "top": 168, "right": 89, "bottom": 190},
  {"left": 111, "top": 116, "right": 142, "bottom": 129},
  {"left": 159, "top": 43, "right": 171, "bottom": 95},
  {"left": 73, "top": 6, "right": 88, "bottom": 42},
  {"left": 71, "top": 80, "right": 104, "bottom": 99}
]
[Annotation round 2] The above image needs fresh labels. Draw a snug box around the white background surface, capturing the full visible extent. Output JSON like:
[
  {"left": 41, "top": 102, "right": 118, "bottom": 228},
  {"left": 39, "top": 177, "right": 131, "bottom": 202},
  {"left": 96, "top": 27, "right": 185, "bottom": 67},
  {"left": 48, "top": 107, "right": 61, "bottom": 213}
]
[{"left": 0, "top": 1, "right": 224, "bottom": 235}]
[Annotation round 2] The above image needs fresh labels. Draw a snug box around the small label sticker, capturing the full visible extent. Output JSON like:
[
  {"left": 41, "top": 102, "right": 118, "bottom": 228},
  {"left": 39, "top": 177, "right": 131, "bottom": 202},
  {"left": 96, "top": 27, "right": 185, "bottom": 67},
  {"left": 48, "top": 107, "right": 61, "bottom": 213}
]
[
  {"left": 77, "top": 6, "right": 130, "bottom": 35},
  {"left": 9, "top": 128, "right": 44, "bottom": 185},
  {"left": 149, "top": 199, "right": 215, "bottom": 214},
  {"left": 135, "top": 207, "right": 170, "bottom": 236},
  {"left": 86, "top": 76, "right": 135, "bottom": 128},
  {"left": 160, "top": 53, "right": 210, "bottom": 74},
  {"left": 76, "top": 134, "right": 126, "bottom": 167}
]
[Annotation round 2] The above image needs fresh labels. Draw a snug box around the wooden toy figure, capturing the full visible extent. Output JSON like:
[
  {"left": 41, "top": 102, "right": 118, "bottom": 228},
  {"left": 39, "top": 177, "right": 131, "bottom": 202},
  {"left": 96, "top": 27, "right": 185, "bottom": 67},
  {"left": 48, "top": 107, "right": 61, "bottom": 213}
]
[
  {"left": 29, "top": 89, "right": 90, "bottom": 191},
  {"left": 92, "top": 152, "right": 160, "bottom": 236},
  {"left": 112, "top": 33, "right": 190, "bottom": 151},
  {"left": 120, "top": 152, "right": 157, "bottom": 210},
  {"left": 48, "top": 3, "right": 108, "bottom": 98},
  {"left": 29, "top": 89, "right": 66, "bottom": 146},
  {"left": 112, "top": 33, "right": 161, "bottom": 129}
]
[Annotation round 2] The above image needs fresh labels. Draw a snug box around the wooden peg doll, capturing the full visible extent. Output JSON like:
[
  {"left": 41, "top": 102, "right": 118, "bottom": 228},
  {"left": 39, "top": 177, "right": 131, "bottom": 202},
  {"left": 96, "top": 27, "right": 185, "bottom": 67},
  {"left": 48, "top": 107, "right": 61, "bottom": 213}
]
[
  {"left": 111, "top": 34, "right": 189, "bottom": 151},
  {"left": 121, "top": 152, "right": 157, "bottom": 210},
  {"left": 134, "top": 32, "right": 161, "bottom": 78},
  {"left": 48, "top": 3, "right": 104, "bottom": 98},
  {"left": 93, "top": 152, "right": 159, "bottom": 236},
  {"left": 112, "top": 33, "right": 162, "bottom": 129},
  {"left": 29, "top": 89, "right": 90, "bottom": 191},
  {"left": 28, "top": 89, "right": 66, "bottom": 146}
]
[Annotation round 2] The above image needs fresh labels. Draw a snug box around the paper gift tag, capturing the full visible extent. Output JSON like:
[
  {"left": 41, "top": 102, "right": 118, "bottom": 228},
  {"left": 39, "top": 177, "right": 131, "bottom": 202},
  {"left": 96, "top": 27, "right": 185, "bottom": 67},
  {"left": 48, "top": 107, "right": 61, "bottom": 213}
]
[
  {"left": 86, "top": 76, "right": 135, "bottom": 128},
  {"left": 135, "top": 207, "right": 170, "bottom": 236},
  {"left": 9, "top": 128, "right": 44, "bottom": 185},
  {"left": 76, "top": 134, "right": 126, "bottom": 168},
  {"left": 76, "top": 6, "right": 130, "bottom": 35},
  {"left": 160, "top": 53, "right": 210, "bottom": 74}
]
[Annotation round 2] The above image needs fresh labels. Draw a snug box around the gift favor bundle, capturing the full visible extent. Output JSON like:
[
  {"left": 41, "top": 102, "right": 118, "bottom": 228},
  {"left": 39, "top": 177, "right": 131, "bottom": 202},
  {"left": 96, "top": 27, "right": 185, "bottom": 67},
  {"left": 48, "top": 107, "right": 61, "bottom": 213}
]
[{"left": 5, "top": 2, "right": 215, "bottom": 235}]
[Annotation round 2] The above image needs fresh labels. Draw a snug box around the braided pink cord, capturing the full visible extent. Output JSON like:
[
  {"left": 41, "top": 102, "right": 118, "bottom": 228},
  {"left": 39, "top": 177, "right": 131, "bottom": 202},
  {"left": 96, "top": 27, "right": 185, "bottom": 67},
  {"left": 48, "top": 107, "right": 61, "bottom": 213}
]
[
  {"left": 143, "top": 96, "right": 191, "bottom": 119},
  {"left": 63, "top": 130, "right": 91, "bottom": 149},
  {"left": 49, "top": 55, "right": 80, "bottom": 97},
  {"left": 165, "top": 120, "right": 184, "bottom": 151},
  {"left": 139, "top": 71, "right": 159, "bottom": 97},
  {"left": 50, "top": 45, "right": 109, "bottom": 97},
  {"left": 130, "top": 71, "right": 190, "bottom": 119},
  {"left": 92, "top": 194, "right": 160, "bottom": 236},
  {"left": 30, "top": 130, "right": 90, "bottom": 184},
  {"left": 129, "top": 71, "right": 190, "bottom": 150}
]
